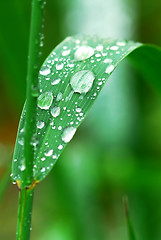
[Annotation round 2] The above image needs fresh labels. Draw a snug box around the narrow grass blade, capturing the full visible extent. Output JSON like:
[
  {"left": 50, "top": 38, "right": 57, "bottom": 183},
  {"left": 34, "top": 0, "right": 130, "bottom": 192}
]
[
  {"left": 11, "top": 35, "right": 161, "bottom": 185},
  {"left": 123, "top": 196, "right": 136, "bottom": 240}
]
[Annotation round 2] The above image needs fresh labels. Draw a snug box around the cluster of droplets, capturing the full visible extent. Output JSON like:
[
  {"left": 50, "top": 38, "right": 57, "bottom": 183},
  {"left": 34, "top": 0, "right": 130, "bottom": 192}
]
[{"left": 14, "top": 36, "right": 135, "bottom": 180}]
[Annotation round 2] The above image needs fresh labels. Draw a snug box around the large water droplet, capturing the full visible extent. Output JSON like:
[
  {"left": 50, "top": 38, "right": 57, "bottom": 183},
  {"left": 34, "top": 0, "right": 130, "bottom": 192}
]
[
  {"left": 40, "top": 67, "right": 51, "bottom": 76},
  {"left": 51, "top": 106, "right": 60, "bottom": 117},
  {"left": 37, "top": 92, "right": 53, "bottom": 110},
  {"left": 74, "top": 46, "right": 94, "bottom": 61},
  {"left": 61, "top": 126, "right": 77, "bottom": 143},
  {"left": 70, "top": 70, "right": 95, "bottom": 94}
]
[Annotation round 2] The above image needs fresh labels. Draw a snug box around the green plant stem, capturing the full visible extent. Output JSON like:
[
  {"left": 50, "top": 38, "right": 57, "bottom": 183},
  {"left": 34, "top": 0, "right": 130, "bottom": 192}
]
[
  {"left": 16, "top": 188, "right": 34, "bottom": 240},
  {"left": 16, "top": 0, "right": 45, "bottom": 239},
  {"left": 23, "top": 0, "right": 45, "bottom": 188}
]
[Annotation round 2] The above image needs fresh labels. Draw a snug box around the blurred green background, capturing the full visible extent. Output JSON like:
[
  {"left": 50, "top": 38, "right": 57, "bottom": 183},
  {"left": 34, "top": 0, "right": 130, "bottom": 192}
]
[{"left": 0, "top": 0, "right": 161, "bottom": 239}]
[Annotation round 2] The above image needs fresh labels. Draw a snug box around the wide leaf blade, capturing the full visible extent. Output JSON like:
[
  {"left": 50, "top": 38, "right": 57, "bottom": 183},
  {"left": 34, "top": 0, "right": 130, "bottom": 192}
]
[{"left": 11, "top": 35, "right": 161, "bottom": 184}]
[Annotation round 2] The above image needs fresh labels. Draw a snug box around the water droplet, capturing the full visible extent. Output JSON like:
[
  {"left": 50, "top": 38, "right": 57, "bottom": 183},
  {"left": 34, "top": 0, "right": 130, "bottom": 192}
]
[
  {"left": 95, "top": 53, "right": 101, "bottom": 58},
  {"left": 69, "top": 63, "right": 74, "bottom": 68},
  {"left": 20, "top": 165, "right": 26, "bottom": 171},
  {"left": 51, "top": 106, "right": 60, "bottom": 117},
  {"left": 76, "top": 107, "right": 82, "bottom": 113},
  {"left": 18, "top": 135, "right": 24, "bottom": 146},
  {"left": 31, "top": 135, "right": 38, "bottom": 147},
  {"left": 105, "top": 65, "right": 114, "bottom": 74},
  {"left": 44, "top": 149, "right": 53, "bottom": 157},
  {"left": 58, "top": 144, "right": 63, "bottom": 150},
  {"left": 52, "top": 154, "right": 57, "bottom": 159},
  {"left": 74, "top": 46, "right": 94, "bottom": 61},
  {"left": 70, "top": 70, "right": 95, "bottom": 94},
  {"left": 41, "top": 167, "right": 46, "bottom": 172},
  {"left": 104, "top": 58, "right": 112, "bottom": 63},
  {"left": 110, "top": 46, "right": 119, "bottom": 50},
  {"left": 62, "top": 49, "right": 71, "bottom": 56},
  {"left": 37, "top": 92, "right": 53, "bottom": 110},
  {"left": 117, "top": 40, "right": 126, "bottom": 46},
  {"left": 51, "top": 78, "right": 61, "bottom": 85},
  {"left": 20, "top": 128, "right": 24, "bottom": 133},
  {"left": 61, "top": 127, "right": 77, "bottom": 143},
  {"left": 37, "top": 121, "right": 45, "bottom": 129},
  {"left": 65, "top": 91, "right": 74, "bottom": 102},
  {"left": 40, "top": 67, "right": 51, "bottom": 76},
  {"left": 96, "top": 45, "right": 103, "bottom": 51},
  {"left": 56, "top": 63, "right": 64, "bottom": 70},
  {"left": 56, "top": 92, "right": 63, "bottom": 101}
]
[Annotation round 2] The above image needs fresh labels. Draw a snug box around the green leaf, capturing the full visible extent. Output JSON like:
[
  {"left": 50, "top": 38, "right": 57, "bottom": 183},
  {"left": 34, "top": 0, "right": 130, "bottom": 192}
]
[{"left": 11, "top": 35, "right": 161, "bottom": 185}]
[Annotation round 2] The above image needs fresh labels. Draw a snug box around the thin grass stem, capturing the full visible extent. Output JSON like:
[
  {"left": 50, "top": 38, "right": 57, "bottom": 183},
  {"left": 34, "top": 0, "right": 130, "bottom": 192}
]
[{"left": 16, "top": 0, "right": 45, "bottom": 239}]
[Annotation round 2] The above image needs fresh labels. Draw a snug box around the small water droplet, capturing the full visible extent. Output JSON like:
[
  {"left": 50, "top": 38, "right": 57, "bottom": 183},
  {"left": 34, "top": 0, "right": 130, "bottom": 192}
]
[
  {"left": 37, "top": 92, "right": 53, "bottom": 110},
  {"left": 52, "top": 154, "right": 57, "bottom": 159},
  {"left": 41, "top": 167, "right": 46, "bottom": 172},
  {"left": 95, "top": 53, "right": 101, "bottom": 58},
  {"left": 117, "top": 40, "right": 126, "bottom": 46},
  {"left": 44, "top": 149, "right": 53, "bottom": 157},
  {"left": 65, "top": 91, "right": 74, "bottom": 102},
  {"left": 96, "top": 45, "right": 103, "bottom": 51},
  {"left": 69, "top": 63, "right": 74, "bottom": 68},
  {"left": 61, "top": 126, "right": 77, "bottom": 143},
  {"left": 51, "top": 106, "right": 60, "bottom": 117},
  {"left": 40, "top": 67, "right": 51, "bottom": 76},
  {"left": 18, "top": 136, "right": 24, "bottom": 146},
  {"left": 37, "top": 121, "right": 45, "bottom": 129},
  {"left": 104, "top": 58, "right": 112, "bottom": 63},
  {"left": 56, "top": 92, "right": 63, "bottom": 101},
  {"left": 58, "top": 144, "right": 63, "bottom": 150},
  {"left": 31, "top": 135, "right": 38, "bottom": 147},
  {"left": 56, "top": 63, "right": 64, "bottom": 70},
  {"left": 74, "top": 46, "right": 94, "bottom": 61},
  {"left": 62, "top": 49, "right": 71, "bottom": 56},
  {"left": 105, "top": 65, "right": 114, "bottom": 74},
  {"left": 70, "top": 70, "right": 95, "bottom": 94},
  {"left": 51, "top": 78, "right": 61, "bottom": 85},
  {"left": 110, "top": 46, "right": 119, "bottom": 50},
  {"left": 76, "top": 107, "right": 82, "bottom": 113},
  {"left": 20, "top": 165, "right": 26, "bottom": 171}
]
